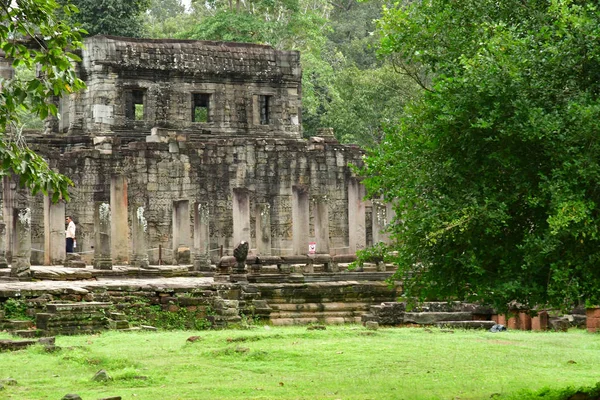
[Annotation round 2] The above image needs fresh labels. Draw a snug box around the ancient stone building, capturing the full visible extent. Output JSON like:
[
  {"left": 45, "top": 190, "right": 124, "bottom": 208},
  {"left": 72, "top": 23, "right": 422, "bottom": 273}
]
[{"left": 0, "top": 36, "right": 389, "bottom": 267}]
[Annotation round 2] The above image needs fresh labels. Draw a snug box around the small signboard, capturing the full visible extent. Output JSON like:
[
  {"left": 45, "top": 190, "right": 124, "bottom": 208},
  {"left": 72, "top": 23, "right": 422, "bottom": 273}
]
[{"left": 308, "top": 242, "right": 317, "bottom": 254}]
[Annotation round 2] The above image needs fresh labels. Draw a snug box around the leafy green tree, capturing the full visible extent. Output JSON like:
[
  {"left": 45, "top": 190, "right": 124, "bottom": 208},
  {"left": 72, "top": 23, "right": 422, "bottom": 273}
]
[
  {"left": 322, "top": 64, "right": 418, "bottom": 147},
  {"left": 58, "top": 0, "right": 150, "bottom": 37},
  {"left": 144, "top": 0, "right": 189, "bottom": 39},
  {"left": 0, "top": 0, "right": 86, "bottom": 201},
  {"left": 362, "top": 0, "right": 600, "bottom": 312}
]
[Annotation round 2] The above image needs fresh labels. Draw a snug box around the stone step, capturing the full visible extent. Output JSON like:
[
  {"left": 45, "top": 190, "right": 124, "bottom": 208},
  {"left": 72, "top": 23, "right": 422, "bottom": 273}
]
[
  {"left": 4, "top": 320, "right": 35, "bottom": 330},
  {"left": 435, "top": 321, "right": 496, "bottom": 330},
  {"left": 271, "top": 316, "right": 362, "bottom": 326},
  {"left": 46, "top": 302, "right": 112, "bottom": 313},
  {"left": 404, "top": 312, "right": 474, "bottom": 324},
  {"left": 268, "top": 310, "right": 365, "bottom": 319},
  {"left": 269, "top": 302, "right": 371, "bottom": 312},
  {"left": 13, "top": 330, "right": 43, "bottom": 338},
  {"left": 108, "top": 319, "right": 130, "bottom": 329}
]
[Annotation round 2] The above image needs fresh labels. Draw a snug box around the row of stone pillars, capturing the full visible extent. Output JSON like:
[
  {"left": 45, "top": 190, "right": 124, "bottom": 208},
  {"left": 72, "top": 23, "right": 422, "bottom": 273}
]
[
  {"left": 0, "top": 175, "right": 130, "bottom": 274},
  {"left": 1, "top": 175, "right": 394, "bottom": 272}
]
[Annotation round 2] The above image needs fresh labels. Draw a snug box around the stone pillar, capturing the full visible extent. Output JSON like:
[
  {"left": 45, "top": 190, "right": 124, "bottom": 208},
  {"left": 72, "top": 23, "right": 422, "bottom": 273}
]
[
  {"left": 2, "top": 176, "right": 15, "bottom": 262},
  {"left": 172, "top": 200, "right": 191, "bottom": 265},
  {"left": 372, "top": 200, "right": 388, "bottom": 245},
  {"left": 0, "top": 222, "right": 7, "bottom": 269},
  {"left": 43, "top": 195, "right": 65, "bottom": 265},
  {"left": 110, "top": 175, "right": 129, "bottom": 264},
  {"left": 93, "top": 202, "right": 112, "bottom": 270},
  {"left": 193, "top": 202, "right": 211, "bottom": 271},
  {"left": 255, "top": 203, "right": 271, "bottom": 256},
  {"left": 233, "top": 188, "right": 251, "bottom": 246},
  {"left": 11, "top": 208, "right": 31, "bottom": 278},
  {"left": 131, "top": 205, "right": 149, "bottom": 269},
  {"left": 385, "top": 202, "right": 396, "bottom": 245},
  {"left": 0, "top": 55, "right": 14, "bottom": 81},
  {"left": 313, "top": 196, "right": 330, "bottom": 254},
  {"left": 348, "top": 178, "right": 366, "bottom": 253},
  {"left": 292, "top": 185, "right": 309, "bottom": 255}
]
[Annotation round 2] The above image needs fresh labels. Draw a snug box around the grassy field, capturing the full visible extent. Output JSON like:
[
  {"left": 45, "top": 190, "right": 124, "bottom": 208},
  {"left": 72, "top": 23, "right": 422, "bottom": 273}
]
[{"left": 0, "top": 326, "right": 598, "bottom": 400}]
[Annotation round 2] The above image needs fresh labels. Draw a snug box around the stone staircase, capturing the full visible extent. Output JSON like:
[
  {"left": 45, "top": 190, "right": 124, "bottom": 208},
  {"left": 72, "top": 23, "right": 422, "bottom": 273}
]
[
  {"left": 268, "top": 301, "right": 370, "bottom": 326},
  {"left": 6, "top": 302, "right": 134, "bottom": 337},
  {"left": 362, "top": 301, "right": 496, "bottom": 329},
  {"left": 255, "top": 281, "right": 400, "bottom": 326},
  {"left": 0, "top": 311, "right": 36, "bottom": 336}
]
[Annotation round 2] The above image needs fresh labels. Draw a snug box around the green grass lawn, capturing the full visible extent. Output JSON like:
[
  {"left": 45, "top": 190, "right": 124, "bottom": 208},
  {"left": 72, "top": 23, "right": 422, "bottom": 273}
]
[{"left": 0, "top": 326, "right": 598, "bottom": 400}]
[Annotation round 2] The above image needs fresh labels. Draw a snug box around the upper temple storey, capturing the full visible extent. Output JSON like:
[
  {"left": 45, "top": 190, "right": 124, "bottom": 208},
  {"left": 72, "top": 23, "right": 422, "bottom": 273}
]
[{"left": 55, "top": 36, "right": 302, "bottom": 137}]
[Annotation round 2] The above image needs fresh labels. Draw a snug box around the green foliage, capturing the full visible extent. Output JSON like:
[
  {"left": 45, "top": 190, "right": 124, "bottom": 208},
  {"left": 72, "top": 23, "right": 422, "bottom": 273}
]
[
  {"left": 322, "top": 63, "right": 419, "bottom": 147},
  {"left": 362, "top": 0, "right": 600, "bottom": 312},
  {"left": 1, "top": 298, "right": 29, "bottom": 320},
  {"left": 120, "top": 297, "right": 213, "bottom": 330},
  {"left": 352, "top": 242, "right": 389, "bottom": 267},
  {"left": 144, "top": 0, "right": 187, "bottom": 38},
  {"left": 0, "top": 0, "right": 85, "bottom": 201},
  {"left": 151, "top": 306, "right": 213, "bottom": 330},
  {"left": 58, "top": 0, "right": 150, "bottom": 37}
]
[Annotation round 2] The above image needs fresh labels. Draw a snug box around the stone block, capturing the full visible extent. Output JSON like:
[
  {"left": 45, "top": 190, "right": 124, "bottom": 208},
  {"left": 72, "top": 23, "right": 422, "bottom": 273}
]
[{"left": 365, "top": 321, "right": 379, "bottom": 330}]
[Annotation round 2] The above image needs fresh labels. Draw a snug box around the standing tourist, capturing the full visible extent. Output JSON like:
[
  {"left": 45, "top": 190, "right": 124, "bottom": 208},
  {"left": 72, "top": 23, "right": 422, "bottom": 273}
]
[{"left": 65, "top": 216, "right": 76, "bottom": 253}]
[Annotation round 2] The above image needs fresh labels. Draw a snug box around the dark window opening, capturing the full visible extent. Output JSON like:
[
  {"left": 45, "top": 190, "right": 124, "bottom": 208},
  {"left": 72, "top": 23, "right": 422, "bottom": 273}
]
[
  {"left": 193, "top": 93, "right": 210, "bottom": 122},
  {"left": 259, "top": 95, "right": 271, "bottom": 125},
  {"left": 126, "top": 89, "right": 145, "bottom": 121}
]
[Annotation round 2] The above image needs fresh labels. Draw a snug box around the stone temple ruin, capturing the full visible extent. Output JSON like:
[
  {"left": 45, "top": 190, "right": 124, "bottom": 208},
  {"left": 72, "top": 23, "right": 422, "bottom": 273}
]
[
  {"left": 1, "top": 35, "right": 394, "bottom": 269},
  {"left": 0, "top": 36, "right": 407, "bottom": 333},
  {"left": 0, "top": 36, "right": 589, "bottom": 334}
]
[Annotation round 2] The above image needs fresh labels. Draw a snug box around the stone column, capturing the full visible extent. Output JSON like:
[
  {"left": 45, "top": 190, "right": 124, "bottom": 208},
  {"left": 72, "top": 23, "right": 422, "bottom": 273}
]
[
  {"left": 292, "top": 185, "right": 309, "bottom": 255},
  {"left": 193, "top": 202, "right": 211, "bottom": 271},
  {"left": 93, "top": 202, "right": 112, "bottom": 270},
  {"left": 172, "top": 200, "right": 191, "bottom": 264},
  {"left": 372, "top": 199, "right": 388, "bottom": 245},
  {"left": 11, "top": 208, "right": 31, "bottom": 278},
  {"left": 348, "top": 178, "right": 367, "bottom": 253},
  {"left": 110, "top": 174, "right": 129, "bottom": 264},
  {"left": 255, "top": 203, "right": 271, "bottom": 256},
  {"left": 385, "top": 202, "right": 396, "bottom": 244},
  {"left": 0, "top": 55, "right": 14, "bottom": 81},
  {"left": 131, "top": 205, "right": 149, "bottom": 269},
  {"left": 43, "top": 195, "right": 66, "bottom": 265},
  {"left": 2, "top": 176, "right": 15, "bottom": 262},
  {"left": 0, "top": 222, "right": 8, "bottom": 269},
  {"left": 313, "top": 196, "right": 330, "bottom": 254},
  {"left": 233, "top": 188, "right": 251, "bottom": 246}
]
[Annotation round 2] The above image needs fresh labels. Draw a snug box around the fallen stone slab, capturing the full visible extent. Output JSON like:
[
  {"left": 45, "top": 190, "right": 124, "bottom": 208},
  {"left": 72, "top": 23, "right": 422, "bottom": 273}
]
[
  {"left": 404, "top": 312, "right": 473, "bottom": 325},
  {"left": 0, "top": 337, "right": 55, "bottom": 352},
  {"left": 435, "top": 320, "right": 496, "bottom": 329}
]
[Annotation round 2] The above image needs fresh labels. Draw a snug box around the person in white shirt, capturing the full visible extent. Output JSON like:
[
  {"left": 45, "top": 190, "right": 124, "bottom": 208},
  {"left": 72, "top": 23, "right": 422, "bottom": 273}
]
[{"left": 65, "top": 216, "right": 76, "bottom": 253}]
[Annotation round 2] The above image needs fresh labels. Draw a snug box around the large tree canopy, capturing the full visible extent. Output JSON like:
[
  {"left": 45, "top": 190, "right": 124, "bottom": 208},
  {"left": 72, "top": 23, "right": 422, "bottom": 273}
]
[
  {"left": 0, "top": 0, "right": 85, "bottom": 201},
  {"left": 362, "top": 0, "right": 600, "bottom": 311},
  {"left": 58, "top": 0, "right": 150, "bottom": 37}
]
